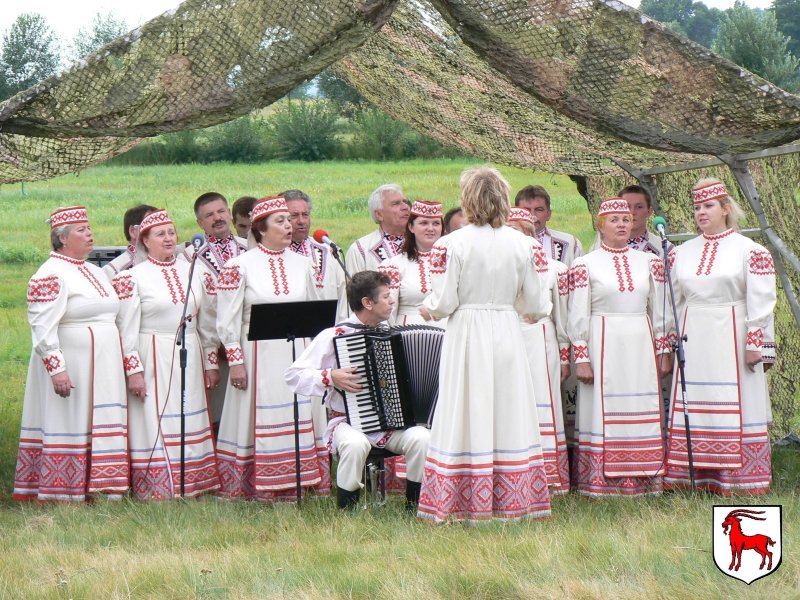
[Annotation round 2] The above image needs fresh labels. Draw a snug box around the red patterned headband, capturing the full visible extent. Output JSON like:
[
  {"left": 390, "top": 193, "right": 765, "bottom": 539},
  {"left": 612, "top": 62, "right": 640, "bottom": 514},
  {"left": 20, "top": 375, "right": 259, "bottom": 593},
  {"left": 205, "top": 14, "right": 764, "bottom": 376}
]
[
  {"left": 598, "top": 198, "right": 631, "bottom": 216},
  {"left": 139, "top": 209, "right": 173, "bottom": 234},
  {"left": 410, "top": 200, "right": 443, "bottom": 219},
  {"left": 251, "top": 196, "right": 288, "bottom": 222},
  {"left": 692, "top": 182, "right": 728, "bottom": 204},
  {"left": 49, "top": 206, "right": 88, "bottom": 229},
  {"left": 508, "top": 207, "right": 533, "bottom": 223}
]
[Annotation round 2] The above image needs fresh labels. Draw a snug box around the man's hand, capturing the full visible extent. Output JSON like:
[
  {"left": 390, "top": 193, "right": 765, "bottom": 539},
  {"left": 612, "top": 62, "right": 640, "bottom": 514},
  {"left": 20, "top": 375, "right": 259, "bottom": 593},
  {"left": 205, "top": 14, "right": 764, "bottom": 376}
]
[{"left": 331, "top": 367, "right": 363, "bottom": 393}]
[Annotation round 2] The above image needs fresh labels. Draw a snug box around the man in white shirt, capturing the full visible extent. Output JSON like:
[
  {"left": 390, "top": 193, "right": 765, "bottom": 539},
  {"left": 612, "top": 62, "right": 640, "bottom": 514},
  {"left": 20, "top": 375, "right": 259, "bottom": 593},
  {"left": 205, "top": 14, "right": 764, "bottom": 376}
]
[
  {"left": 285, "top": 271, "right": 430, "bottom": 510},
  {"left": 515, "top": 185, "right": 583, "bottom": 267}
]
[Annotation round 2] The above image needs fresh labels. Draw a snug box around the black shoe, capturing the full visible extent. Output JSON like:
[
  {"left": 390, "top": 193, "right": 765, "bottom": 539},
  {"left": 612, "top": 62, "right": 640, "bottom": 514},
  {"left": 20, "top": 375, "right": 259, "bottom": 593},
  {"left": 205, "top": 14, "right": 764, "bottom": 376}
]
[
  {"left": 405, "top": 480, "right": 421, "bottom": 513},
  {"left": 337, "top": 487, "right": 361, "bottom": 509}
]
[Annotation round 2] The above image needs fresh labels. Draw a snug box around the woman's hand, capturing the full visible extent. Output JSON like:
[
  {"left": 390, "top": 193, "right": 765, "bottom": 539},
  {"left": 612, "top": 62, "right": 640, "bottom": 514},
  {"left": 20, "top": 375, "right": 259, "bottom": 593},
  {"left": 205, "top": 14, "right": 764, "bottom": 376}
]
[
  {"left": 331, "top": 367, "right": 363, "bottom": 393},
  {"left": 204, "top": 369, "right": 221, "bottom": 390},
  {"left": 746, "top": 350, "right": 763, "bottom": 372},
  {"left": 575, "top": 362, "right": 594, "bottom": 385},
  {"left": 419, "top": 307, "right": 434, "bottom": 322},
  {"left": 560, "top": 364, "right": 571, "bottom": 383},
  {"left": 658, "top": 353, "right": 675, "bottom": 379},
  {"left": 51, "top": 371, "right": 75, "bottom": 398},
  {"left": 230, "top": 364, "right": 248, "bottom": 391},
  {"left": 127, "top": 372, "right": 146, "bottom": 400}
]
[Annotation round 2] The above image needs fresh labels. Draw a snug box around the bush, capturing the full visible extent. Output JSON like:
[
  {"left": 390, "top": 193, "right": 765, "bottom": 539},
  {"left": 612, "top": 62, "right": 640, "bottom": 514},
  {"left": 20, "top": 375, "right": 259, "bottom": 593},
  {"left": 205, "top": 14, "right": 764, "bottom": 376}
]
[
  {"left": 351, "top": 108, "right": 410, "bottom": 160},
  {"left": 267, "top": 99, "right": 340, "bottom": 161},
  {"left": 206, "top": 116, "right": 273, "bottom": 163}
]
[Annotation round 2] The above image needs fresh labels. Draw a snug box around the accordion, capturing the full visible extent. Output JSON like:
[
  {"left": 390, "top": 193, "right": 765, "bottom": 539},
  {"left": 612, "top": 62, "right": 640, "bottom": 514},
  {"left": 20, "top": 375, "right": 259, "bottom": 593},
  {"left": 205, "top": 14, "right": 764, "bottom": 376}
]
[{"left": 333, "top": 325, "right": 445, "bottom": 434}]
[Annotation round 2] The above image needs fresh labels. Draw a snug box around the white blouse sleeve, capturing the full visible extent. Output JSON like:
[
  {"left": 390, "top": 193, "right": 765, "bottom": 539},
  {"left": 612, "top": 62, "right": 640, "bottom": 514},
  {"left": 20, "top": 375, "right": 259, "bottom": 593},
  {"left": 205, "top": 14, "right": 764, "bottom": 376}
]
[
  {"left": 648, "top": 256, "right": 676, "bottom": 355},
  {"left": 215, "top": 261, "right": 246, "bottom": 366},
  {"left": 567, "top": 258, "right": 591, "bottom": 364},
  {"left": 284, "top": 327, "right": 338, "bottom": 399},
  {"left": 195, "top": 267, "right": 220, "bottom": 371},
  {"left": 377, "top": 260, "right": 401, "bottom": 325},
  {"left": 112, "top": 272, "right": 144, "bottom": 376},
  {"left": 519, "top": 243, "right": 552, "bottom": 323},
  {"left": 423, "top": 239, "right": 461, "bottom": 319},
  {"left": 553, "top": 264, "right": 571, "bottom": 366},
  {"left": 744, "top": 244, "right": 778, "bottom": 359},
  {"left": 26, "top": 271, "right": 69, "bottom": 376}
]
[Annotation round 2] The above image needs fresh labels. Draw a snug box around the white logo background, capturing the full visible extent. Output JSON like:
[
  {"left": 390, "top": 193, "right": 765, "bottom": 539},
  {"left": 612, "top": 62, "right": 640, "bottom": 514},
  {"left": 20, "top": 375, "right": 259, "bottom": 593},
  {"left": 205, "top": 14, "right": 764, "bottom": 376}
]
[{"left": 712, "top": 505, "right": 782, "bottom": 585}]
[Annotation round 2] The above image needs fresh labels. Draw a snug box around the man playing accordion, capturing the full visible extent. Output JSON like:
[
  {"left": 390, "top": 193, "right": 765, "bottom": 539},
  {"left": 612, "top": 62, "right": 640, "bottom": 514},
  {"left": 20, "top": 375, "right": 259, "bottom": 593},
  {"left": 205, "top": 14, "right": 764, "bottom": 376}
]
[{"left": 285, "top": 271, "right": 430, "bottom": 510}]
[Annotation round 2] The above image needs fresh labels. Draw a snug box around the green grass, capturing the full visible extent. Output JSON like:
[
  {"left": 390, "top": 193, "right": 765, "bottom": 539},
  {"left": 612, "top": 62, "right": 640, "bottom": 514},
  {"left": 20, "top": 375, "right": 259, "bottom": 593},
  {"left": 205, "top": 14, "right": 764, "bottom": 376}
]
[{"left": 0, "top": 161, "right": 798, "bottom": 599}]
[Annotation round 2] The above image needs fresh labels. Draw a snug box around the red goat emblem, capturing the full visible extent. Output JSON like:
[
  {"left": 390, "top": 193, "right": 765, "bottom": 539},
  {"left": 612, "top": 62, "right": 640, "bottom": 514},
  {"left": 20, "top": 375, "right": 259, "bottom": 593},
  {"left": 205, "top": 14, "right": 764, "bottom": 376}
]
[{"left": 713, "top": 505, "right": 782, "bottom": 584}]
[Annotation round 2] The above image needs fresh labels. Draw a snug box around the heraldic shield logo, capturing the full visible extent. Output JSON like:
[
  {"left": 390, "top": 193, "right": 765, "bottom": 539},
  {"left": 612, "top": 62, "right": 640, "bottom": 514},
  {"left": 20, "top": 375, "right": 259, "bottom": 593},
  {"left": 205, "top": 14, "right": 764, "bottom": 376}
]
[{"left": 713, "top": 505, "right": 782, "bottom": 584}]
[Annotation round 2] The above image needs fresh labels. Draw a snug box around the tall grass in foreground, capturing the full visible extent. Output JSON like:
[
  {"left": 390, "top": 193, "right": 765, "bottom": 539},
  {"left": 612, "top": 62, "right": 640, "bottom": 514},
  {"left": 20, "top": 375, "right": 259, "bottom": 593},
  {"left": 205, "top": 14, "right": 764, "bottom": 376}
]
[{"left": 0, "top": 162, "right": 797, "bottom": 598}]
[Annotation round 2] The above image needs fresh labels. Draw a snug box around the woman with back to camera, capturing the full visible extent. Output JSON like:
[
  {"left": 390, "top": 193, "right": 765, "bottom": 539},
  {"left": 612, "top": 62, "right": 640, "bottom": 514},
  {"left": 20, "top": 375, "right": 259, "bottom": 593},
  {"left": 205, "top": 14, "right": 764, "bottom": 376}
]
[
  {"left": 665, "top": 179, "right": 776, "bottom": 495},
  {"left": 14, "top": 206, "right": 130, "bottom": 502},
  {"left": 215, "top": 196, "right": 328, "bottom": 501},
  {"left": 114, "top": 209, "right": 221, "bottom": 500},
  {"left": 507, "top": 206, "right": 571, "bottom": 494},
  {"left": 568, "top": 198, "right": 674, "bottom": 497},
  {"left": 417, "top": 166, "right": 553, "bottom": 523}
]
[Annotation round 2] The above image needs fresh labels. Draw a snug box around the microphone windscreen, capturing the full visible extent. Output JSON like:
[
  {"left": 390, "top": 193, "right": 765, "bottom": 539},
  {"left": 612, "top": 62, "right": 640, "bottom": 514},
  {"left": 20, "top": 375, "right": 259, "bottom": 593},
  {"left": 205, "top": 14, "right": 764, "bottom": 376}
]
[
  {"left": 191, "top": 233, "right": 206, "bottom": 249},
  {"left": 313, "top": 229, "right": 329, "bottom": 244},
  {"left": 652, "top": 216, "right": 668, "bottom": 231}
]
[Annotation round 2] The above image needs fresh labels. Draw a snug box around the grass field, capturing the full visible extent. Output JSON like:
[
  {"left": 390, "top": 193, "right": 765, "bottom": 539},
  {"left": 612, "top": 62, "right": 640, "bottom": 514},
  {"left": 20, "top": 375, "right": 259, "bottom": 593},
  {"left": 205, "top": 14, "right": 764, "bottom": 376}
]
[{"left": 0, "top": 161, "right": 798, "bottom": 599}]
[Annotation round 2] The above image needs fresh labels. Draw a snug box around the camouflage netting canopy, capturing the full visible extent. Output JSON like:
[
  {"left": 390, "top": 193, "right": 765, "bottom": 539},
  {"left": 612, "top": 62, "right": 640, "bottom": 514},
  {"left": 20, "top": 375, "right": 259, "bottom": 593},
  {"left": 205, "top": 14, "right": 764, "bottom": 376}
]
[{"left": 1, "top": 0, "right": 799, "bottom": 434}]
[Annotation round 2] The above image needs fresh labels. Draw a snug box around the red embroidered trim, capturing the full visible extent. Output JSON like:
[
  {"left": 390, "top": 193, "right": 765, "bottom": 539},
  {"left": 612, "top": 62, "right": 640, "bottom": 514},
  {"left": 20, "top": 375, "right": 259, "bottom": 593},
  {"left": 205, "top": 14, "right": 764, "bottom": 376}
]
[
  {"left": 418, "top": 258, "right": 429, "bottom": 293},
  {"left": 702, "top": 229, "right": 734, "bottom": 241},
  {"left": 49, "top": 207, "right": 88, "bottom": 228},
  {"left": 569, "top": 264, "right": 589, "bottom": 290},
  {"left": 112, "top": 274, "right": 134, "bottom": 300},
  {"left": 123, "top": 354, "right": 141, "bottom": 374},
  {"left": 226, "top": 347, "right": 244, "bottom": 363},
  {"left": 27, "top": 276, "right": 61, "bottom": 303},
  {"left": 269, "top": 257, "right": 290, "bottom": 296},
  {"left": 560, "top": 347, "right": 570, "bottom": 363},
  {"left": 202, "top": 271, "right": 216, "bottom": 296},
  {"left": 78, "top": 265, "right": 108, "bottom": 297},
  {"left": 334, "top": 327, "right": 346, "bottom": 336},
  {"left": 532, "top": 246, "right": 548, "bottom": 274},
  {"left": 747, "top": 329, "right": 764, "bottom": 348},
  {"left": 162, "top": 268, "right": 186, "bottom": 304},
  {"left": 650, "top": 257, "right": 666, "bottom": 283},
  {"left": 147, "top": 256, "right": 176, "bottom": 267},
  {"left": 257, "top": 244, "right": 284, "bottom": 256},
  {"left": 207, "top": 351, "right": 218, "bottom": 365},
  {"left": 749, "top": 250, "right": 775, "bottom": 276},
  {"left": 217, "top": 265, "right": 242, "bottom": 290},
  {"left": 50, "top": 252, "right": 84, "bottom": 265},
  {"left": 430, "top": 246, "right": 447, "bottom": 274},
  {"left": 695, "top": 240, "right": 720, "bottom": 276},
  {"left": 42, "top": 354, "right": 62, "bottom": 373},
  {"left": 378, "top": 264, "right": 401, "bottom": 290},
  {"left": 573, "top": 344, "right": 589, "bottom": 360},
  {"left": 557, "top": 271, "right": 570, "bottom": 297},
  {"left": 600, "top": 244, "right": 628, "bottom": 254},
  {"left": 321, "top": 369, "right": 330, "bottom": 386}
]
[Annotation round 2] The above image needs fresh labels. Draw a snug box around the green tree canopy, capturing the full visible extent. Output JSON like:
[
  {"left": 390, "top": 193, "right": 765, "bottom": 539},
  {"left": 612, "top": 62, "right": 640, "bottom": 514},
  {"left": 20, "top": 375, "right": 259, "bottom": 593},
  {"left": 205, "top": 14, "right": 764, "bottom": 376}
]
[
  {"left": 68, "top": 12, "right": 128, "bottom": 63},
  {"left": 0, "top": 13, "right": 60, "bottom": 101},
  {"left": 715, "top": 1, "right": 800, "bottom": 92},
  {"left": 774, "top": 0, "right": 800, "bottom": 56},
  {"left": 640, "top": 0, "right": 722, "bottom": 48}
]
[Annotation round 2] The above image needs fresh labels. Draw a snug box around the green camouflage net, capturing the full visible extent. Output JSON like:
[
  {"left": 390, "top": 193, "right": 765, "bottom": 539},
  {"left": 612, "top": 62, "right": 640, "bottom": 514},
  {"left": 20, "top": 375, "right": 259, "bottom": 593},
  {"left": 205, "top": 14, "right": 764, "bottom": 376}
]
[{"left": 586, "top": 154, "right": 800, "bottom": 437}]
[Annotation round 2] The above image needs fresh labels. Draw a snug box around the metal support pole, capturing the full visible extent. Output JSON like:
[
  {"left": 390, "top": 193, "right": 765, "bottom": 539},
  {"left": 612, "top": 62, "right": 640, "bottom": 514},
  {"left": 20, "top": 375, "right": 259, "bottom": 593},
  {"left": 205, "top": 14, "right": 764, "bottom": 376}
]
[{"left": 720, "top": 156, "right": 800, "bottom": 331}]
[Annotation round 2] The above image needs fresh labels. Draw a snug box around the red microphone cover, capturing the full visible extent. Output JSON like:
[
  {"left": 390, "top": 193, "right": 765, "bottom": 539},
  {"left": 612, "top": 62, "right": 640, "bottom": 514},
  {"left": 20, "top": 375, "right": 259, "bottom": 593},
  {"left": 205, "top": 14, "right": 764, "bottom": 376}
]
[{"left": 313, "top": 229, "right": 329, "bottom": 244}]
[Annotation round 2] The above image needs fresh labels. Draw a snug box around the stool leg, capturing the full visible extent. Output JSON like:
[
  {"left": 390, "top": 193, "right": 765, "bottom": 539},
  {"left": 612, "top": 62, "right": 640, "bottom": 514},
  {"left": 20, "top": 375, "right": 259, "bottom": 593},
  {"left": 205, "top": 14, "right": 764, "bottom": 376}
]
[{"left": 378, "top": 457, "right": 386, "bottom": 504}]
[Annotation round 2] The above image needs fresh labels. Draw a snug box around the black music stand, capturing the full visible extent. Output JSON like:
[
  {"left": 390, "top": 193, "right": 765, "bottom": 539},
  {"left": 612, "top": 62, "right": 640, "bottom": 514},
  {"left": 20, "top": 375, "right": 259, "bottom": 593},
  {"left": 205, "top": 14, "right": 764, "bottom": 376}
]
[{"left": 248, "top": 300, "right": 338, "bottom": 503}]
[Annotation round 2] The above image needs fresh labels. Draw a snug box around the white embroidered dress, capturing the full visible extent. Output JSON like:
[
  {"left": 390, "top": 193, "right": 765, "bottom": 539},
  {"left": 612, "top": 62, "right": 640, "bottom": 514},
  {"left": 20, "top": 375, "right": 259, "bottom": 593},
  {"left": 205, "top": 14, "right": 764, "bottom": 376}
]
[
  {"left": 378, "top": 251, "right": 447, "bottom": 328},
  {"left": 215, "top": 245, "right": 328, "bottom": 500},
  {"left": 15, "top": 253, "right": 130, "bottom": 501},
  {"left": 417, "top": 224, "right": 553, "bottom": 523},
  {"left": 518, "top": 253, "right": 571, "bottom": 492},
  {"left": 568, "top": 245, "right": 673, "bottom": 496},
  {"left": 665, "top": 229, "right": 776, "bottom": 494},
  {"left": 114, "top": 256, "right": 220, "bottom": 499}
]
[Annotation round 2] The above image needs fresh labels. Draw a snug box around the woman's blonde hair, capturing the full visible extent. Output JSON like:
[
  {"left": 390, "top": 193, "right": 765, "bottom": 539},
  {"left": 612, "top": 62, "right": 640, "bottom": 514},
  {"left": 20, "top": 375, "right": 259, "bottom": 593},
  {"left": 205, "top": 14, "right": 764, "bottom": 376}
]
[
  {"left": 694, "top": 177, "right": 745, "bottom": 230},
  {"left": 508, "top": 220, "right": 535, "bottom": 237},
  {"left": 460, "top": 166, "right": 510, "bottom": 228}
]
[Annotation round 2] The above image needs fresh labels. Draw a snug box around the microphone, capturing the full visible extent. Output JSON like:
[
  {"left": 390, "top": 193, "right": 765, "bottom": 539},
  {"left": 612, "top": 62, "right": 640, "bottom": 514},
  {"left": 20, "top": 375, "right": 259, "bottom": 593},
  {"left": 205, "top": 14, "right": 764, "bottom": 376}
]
[
  {"left": 313, "top": 229, "right": 339, "bottom": 250},
  {"left": 191, "top": 233, "right": 206, "bottom": 251},
  {"left": 653, "top": 216, "right": 668, "bottom": 239}
]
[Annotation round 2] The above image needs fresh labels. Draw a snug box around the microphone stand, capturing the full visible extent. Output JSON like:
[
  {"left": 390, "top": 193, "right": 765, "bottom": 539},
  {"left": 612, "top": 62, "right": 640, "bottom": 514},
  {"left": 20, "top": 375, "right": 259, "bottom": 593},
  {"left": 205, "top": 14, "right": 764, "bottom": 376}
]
[
  {"left": 176, "top": 242, "right": 202, "bottom": 497},
  {"left": 327, "top": 242, "right": 350, "bottom": 282},
  {"left": 659, "top": 229, "right": 696, "bottom": 492}
]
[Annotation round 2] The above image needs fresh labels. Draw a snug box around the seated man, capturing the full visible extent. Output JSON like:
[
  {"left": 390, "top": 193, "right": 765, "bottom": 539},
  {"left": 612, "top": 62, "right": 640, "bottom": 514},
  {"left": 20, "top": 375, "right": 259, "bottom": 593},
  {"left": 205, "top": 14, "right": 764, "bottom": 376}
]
[{"left": 285, "top": 271, "right": 430, "bottom": 511}]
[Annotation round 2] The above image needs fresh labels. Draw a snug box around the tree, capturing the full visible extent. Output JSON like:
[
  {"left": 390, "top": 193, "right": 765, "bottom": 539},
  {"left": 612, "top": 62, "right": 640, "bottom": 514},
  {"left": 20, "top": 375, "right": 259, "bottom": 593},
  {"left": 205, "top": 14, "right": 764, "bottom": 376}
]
[
  {"left": 0, "top": 13, "right": 60, "bottom": 100},
  {"left": 774, "top": 0, "right": 800, "bottom": 57},
  {"left": 69, "top": 12, "right": 128, "bottom": 63},
  {"left": 715, "top": 1, "right": 800, "bottom": 92},
  {"left": 316, "top": 68, "right": 364, "bottom": 111},
  {"left": 683, "top": 4, "right": 724, "bottom": 49},
  {"left": 639, "top": 0, "right": 722, "bottom": 49},
  {"left": 640, "top": 0, "right": 694, "bottom": 28}
]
